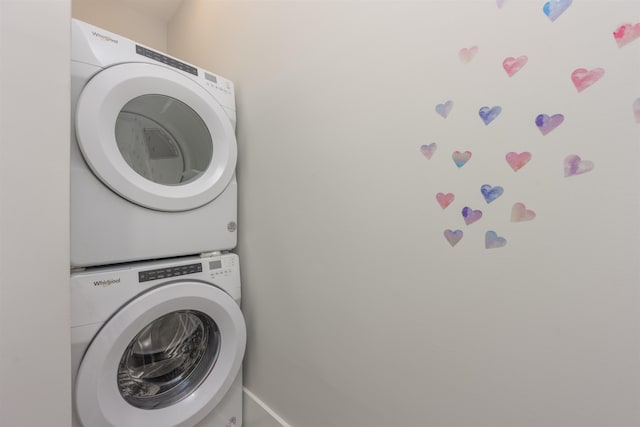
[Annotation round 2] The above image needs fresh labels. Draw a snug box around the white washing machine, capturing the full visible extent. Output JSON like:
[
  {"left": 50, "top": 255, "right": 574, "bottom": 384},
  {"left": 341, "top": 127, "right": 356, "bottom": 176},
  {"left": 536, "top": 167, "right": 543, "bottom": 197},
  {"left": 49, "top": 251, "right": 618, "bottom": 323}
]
[
  {"left": 71, "top": 253, "right": 246, "bottom": 427},
  {"left": 71, "top": 19, "right": 238, "bottom": 267}
]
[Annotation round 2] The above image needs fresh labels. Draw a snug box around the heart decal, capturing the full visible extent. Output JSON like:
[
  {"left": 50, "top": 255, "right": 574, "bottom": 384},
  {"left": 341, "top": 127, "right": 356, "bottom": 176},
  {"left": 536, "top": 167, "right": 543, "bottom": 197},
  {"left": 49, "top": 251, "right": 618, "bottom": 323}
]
[
  {"left": 444, "top": 229, "right": 464, "bottom": 247},
  {"left": 634, "top": 98, "right": 640, "bottom": 123},
  {"left": 485, "top": 231, "right": 507, "bottom": 249},
  {"left": 535, "top": 113, "right": 564, "bottom": 135},
  {"left": 436, "top": 192, "right": 455, "bottom": 209},
  {"left": 511, "top": 203, "right": 536, "bottom": 222},
  {"left": 435, "top": 100, "right": 454, "bottom": 118},
  {"left": 543, "top": 0, "right": 572, "bottom": 22},
  {"left": 496, "top": 0, "right": 507, "bottom": 8},
  {"left": 564, "top": 154, "right": 594, "bottom": 177},
  {"left": 480, "top": 184, "right": 504, "bottom": 204},
  {"left": 462, "top": 207, "right": 483, "bottom": 225},
  {"left": 420, "top": 143, "right": 437, "bottom": 159},
  {"left": 506, "top": 152, "right": 531, "bottom": 172},
  {"left": 503, "top": 56, "right": 528, "bottom": 77},
  {"left": 613, "top": 23, "right": 640, "bottom": 48},
  {"left": 571, "top": 68, "right": 605, "bottom": 93},
  {"left": 452, "top": 151, "right": 472, "bottom": 168},
  {"left": 459, "top": 46, "right": 479, "bottom": 64},
  {"left": 479, "top": 106, "right": 502, "bottom": 126}
]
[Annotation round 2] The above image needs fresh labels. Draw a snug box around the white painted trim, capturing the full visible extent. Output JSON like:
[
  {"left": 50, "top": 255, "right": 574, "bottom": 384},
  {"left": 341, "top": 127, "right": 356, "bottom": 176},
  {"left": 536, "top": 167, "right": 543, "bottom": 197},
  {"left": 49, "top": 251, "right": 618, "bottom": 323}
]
[{"left": 243, "top": 388, "right": 292, "bottom": 427}]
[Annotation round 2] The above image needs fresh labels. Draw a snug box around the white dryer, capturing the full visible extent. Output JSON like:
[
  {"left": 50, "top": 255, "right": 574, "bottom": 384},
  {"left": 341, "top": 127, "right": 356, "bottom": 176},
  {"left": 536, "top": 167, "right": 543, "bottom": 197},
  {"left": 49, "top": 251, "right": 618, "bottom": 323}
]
[
  {"left": 71, "top": 19, "right": 238, "bottom": 267},
  {"left": 71, "top": 253, "right": 246, "bottom": 427}
]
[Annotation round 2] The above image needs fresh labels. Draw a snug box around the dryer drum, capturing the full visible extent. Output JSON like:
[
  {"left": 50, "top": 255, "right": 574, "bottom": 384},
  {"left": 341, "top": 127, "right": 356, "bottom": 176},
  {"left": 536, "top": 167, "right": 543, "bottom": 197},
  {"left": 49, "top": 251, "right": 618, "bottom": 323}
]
[{"left": 117, "top": 310, "right": 221, "bottom": 409}]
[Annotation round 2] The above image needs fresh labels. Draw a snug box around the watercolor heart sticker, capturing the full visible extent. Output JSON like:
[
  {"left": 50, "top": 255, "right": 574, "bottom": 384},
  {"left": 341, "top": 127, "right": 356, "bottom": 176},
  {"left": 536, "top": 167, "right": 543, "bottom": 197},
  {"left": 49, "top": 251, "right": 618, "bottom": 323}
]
[
  {"left": 452, "top": 151, "right": 472, "bottom": 168},
  {"left": 535, "top": 113, "right": 564, "bottom": 136},
  {"left": 436, "top": 192, "right": 455, "bottom": 209},
  {"left": 564, "top": 154, "right": 594, "bottom": 177},
  {"left": 485, "top": 231, "right": 507, "bottom": 249},
  {"left": 506, "top": 152, "right": 531, "bottom": 172},
  {"left": 543, "top": 0, "right": 572, "bottom": 22},
  {"left": 481, "top": 184, "right": 504, "bottom": 204},
  {"left": 511, "top": 203, "right": 536, "bottom": 222},
  {"left": 496, "top": 0, "right": 507, "bottom": 8},
  {"left": 420, "top": 143, "right": 437, "bottom": 159},
  {"left": 613, "top": 23, "right": 640, "bottom": 48},
  {"left": 444, "top": 229, "right": 464, "bottom": 247},
  {"left": 462, "top": 207, "right": 483, "bottom": 225},
  {"left": 435, "top": 100, "right": 454, "bottom": 119},
  {"left": 571, "top": 68, "right": 605, "bottom": 93},
  {"left": 503, "top": 56, "right": 528, "bottom": 77},
  {"left": 478, "top": 106, "right": 502, "bottom": 126},
  {"left": 633, "top": 98, "right": 640, "bottom": 123},
  {"left": 459, "top": 46, "right": 478, "bottom": 64}
]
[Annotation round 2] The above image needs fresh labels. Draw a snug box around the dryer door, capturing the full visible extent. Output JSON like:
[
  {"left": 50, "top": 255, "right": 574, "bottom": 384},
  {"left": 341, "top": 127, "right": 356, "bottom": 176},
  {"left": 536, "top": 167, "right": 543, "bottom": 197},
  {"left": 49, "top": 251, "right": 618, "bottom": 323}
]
[
  {"left": 75, "top": 62, "right": 237, "bottom": 212},
  {"left": 75, "top": 282, "right": 246, "bottom": 427}
]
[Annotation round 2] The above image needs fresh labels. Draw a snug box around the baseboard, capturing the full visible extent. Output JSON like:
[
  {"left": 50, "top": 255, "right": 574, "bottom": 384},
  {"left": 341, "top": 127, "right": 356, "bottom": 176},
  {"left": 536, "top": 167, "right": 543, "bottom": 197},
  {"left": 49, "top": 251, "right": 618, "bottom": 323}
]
[{"left": 243, "top": 388, "right": 292, "bottom": 427}]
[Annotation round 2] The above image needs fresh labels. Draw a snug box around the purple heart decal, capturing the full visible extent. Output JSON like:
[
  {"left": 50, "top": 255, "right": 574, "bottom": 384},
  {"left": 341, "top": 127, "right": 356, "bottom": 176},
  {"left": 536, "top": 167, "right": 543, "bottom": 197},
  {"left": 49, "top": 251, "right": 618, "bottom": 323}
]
[
  {"left": 535, "top": 113, "right": 564, "bottom": 135},
  {"left": 480, "top": 184, "right": 504, "bottom": 204},
  {"left": 564, "top": 154, "right": 594, "bottom": 177},
  {"left": 485, "top": 231, "right": 507, "bottom": 249},
  {"left": 444, "top": 229, "right": 464, "bottom": 247},
  {"left": 479, "top": 106, "right": 502, "bottom": 126},
  {"left": 420, "top": 143, "right": 437, "bottom": 159},
  {"left": 462, "top": 207, "right": 483, "bottom": 225}
]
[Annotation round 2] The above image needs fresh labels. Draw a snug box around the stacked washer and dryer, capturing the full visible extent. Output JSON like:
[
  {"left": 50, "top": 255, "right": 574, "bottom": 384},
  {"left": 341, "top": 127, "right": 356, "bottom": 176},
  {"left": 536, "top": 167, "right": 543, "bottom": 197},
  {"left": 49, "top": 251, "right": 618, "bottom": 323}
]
[{"left": 70, "top": 19, "right": 246, "bottom": 427}]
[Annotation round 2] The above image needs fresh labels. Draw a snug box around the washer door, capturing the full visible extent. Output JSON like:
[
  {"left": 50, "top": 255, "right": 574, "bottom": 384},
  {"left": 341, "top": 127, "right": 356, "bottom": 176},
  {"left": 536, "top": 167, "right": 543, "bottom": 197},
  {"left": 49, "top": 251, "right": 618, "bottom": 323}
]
[
  {"left": 75, "top": 282, "right": 246, "bottom": 427},
  {"left": 75, "top": 63, "right": 237, "bottom": 212}
]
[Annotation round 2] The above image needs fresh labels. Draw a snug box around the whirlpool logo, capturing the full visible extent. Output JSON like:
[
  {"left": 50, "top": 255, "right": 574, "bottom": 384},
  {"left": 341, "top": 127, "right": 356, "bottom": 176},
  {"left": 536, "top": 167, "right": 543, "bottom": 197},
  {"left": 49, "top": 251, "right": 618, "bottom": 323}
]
[
  {"left": 93, "top": 278, "right": 120, "bottom": 287},
  {"left": 91, "top": 31, "right": 118, "bottom": 44}
]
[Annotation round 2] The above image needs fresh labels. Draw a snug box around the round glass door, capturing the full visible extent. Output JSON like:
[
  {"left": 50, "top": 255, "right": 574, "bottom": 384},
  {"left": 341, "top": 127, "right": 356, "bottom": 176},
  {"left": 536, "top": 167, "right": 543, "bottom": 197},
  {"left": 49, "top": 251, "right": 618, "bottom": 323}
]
[
  {"left": 115, "top": 95, "right": 213, "bottom": 186},
  {"left": 117, "top": 310, "right": 220, "bottom": 409},
  {"left": 75, "top": 62, "right": 237, "bottom": 212}
]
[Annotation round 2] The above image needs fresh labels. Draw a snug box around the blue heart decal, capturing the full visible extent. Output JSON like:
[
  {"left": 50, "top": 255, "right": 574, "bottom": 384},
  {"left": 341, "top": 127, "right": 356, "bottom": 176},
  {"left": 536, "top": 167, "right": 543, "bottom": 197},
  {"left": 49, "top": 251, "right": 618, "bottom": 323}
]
[
  {"left": 480, "top": 184, "right": 504, "bottom": 204},
  {"left": 543, "top": 0, "right": 572, "bottom": 22},
  {"left": 485, "top": 231, "right": 507, "bottom": 249},
  {"left": 478, "top": 106, "right": 502, "bottom": 126}
]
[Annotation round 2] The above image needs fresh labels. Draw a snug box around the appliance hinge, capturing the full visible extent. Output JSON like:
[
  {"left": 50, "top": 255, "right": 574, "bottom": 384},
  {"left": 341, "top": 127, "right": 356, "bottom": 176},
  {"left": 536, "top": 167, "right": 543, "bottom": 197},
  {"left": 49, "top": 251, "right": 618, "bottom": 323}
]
[{"left": 200, "top": 251, "right": 222, "bottom": 258}]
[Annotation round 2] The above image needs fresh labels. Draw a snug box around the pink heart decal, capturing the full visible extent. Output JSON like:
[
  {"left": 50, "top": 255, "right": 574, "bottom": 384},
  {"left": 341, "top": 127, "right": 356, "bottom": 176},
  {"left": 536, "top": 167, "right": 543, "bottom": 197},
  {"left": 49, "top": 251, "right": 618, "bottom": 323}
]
[
  {"left": 444, "top": 229, "right": 463, "bottom": 247},
  {"left": 452, "top": 151, "right": 472, "bottom": 168},
  {"left": 505, "top": 152, "right": 531, "bottom": 172},
  {"left": 571, "top": 68, "right": 605, "bottom": 93},
  {"left": 435, "top": 100, "right": 454, "bottom": 118},
  {"left": 502, "top": 56, "right": 528, "bottom": 77},
  {"left": 613, "top": 23, "right": 640, "bottom": 48},
  {"left": 564, "top": 154, "right": 594, "bottom": 177},
  {"left": 420, "top": 143, "right": 437, "bottom": 159},
  {"left": 459, "top": 46, "right": 478, "bottom": 64},
  {"left": 462, "top": 206, "right": 483, "bottom": 225},
  {"left": 511, "top": 202, "right": 536, "bottom": 222},
  {"left": 436, "top": 192, "right": 455, "bottom": 209},
  {"left": 535, "top": 113, "right": 564, "bottom": 136},
  {"left": 633, "top": 98, "right": 640, "bottom": 123}
]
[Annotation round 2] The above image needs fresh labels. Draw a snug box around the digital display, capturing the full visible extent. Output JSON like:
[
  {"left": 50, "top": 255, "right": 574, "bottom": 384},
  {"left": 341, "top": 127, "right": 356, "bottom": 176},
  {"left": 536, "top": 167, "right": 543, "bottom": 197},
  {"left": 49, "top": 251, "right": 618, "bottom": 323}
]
[
  {"left": 136, "top": 45, "right": 198, "bottom": 76},
  {"left": 205, "top": 72, "right": 218, "bottom": 83},
  {"left": 138, "top": 263, "right": 202, "bottom": 282},
  {"left": 209, "top": 260, "right": 222, "bottom": 270}
]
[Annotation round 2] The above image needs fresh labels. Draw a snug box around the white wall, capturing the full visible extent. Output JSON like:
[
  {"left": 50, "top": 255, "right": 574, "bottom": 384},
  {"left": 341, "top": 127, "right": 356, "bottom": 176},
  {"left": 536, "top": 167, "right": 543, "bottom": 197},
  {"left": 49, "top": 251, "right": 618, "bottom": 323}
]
[
  {"left": 72, "top": 0, "right": 169, "bottom": 51},
  {"left": 169, "top": 1, "right": 640, "bottom": 427},
  {"left": 0, "top": 0, "right": 71, "bottom": 426}
]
